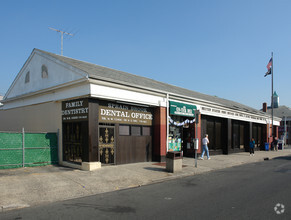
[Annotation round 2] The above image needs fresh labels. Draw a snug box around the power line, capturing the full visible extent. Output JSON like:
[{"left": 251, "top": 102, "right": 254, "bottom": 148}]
[{"left": 49, "top": 27, "right": 74, "bottom": 56}]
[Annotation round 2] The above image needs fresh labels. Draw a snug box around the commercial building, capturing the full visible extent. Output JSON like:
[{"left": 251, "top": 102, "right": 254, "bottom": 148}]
[
  {"left": 262, "top": 92, "right": 291, "bottom": 145},
  {"left": 0, "top": 49, "right": 280, "bottom": 170}
]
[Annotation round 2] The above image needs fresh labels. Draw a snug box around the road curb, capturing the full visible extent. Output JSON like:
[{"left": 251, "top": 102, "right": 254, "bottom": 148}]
[{"left": 1, "top": 204, "right": 30, "bottom": 212}]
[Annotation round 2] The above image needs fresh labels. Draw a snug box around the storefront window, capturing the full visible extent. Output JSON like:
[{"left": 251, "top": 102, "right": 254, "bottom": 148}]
[
  {"left": 142, "top": 127, "right": 151, "bottom": 136},
  {"left": 131, "top": 126, "right": 141, "bottom": 136},
  {"left": 169, "top": 115, "right": 183, "bottom": 151},
  {"left": 119, "top": 125, "right": 130, "bottom": 136}
]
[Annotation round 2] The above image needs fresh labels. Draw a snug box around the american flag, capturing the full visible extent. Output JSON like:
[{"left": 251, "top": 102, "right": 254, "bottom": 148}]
[
  {"left": 264, "top": 57, "right": 272, "bottom": 77},
  {"left": 266, "top": 57, "right": 272, "bottom": 70}
]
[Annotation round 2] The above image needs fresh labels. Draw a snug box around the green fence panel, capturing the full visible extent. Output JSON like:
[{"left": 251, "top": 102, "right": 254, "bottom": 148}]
[
  {"left": 0, "top": 133, "right": 23, "bottom": 169},
  {"left": 0, "top": 133, "right": 22, "bottom": 149},
  {"left": 25, "top": 148, "right": 58, "bottom": 165},
  {"left": 0, "top": 132, "right": 58, "bottom": 169},
  {"left": 25, "top": 133, "right": 57, "bottom": 148},
  {"left": 0, "top": 149, "right": 23, "bottom": 168},
  {"left": 24, "top": 133, "right": 58, "bottom": 166}
]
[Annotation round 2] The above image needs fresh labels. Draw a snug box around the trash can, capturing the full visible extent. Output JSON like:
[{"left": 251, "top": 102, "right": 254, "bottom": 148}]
[
  {"left": 166, "top": 151, "right": 182, "bottom": 173},
  {"left": 265, "top": 143, "right": 269, "bottom": 151}
]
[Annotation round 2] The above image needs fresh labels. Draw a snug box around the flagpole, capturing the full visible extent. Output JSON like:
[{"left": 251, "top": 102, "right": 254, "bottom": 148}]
[{"left": 271, "top": 52, "right": 274, "bottom": 137}]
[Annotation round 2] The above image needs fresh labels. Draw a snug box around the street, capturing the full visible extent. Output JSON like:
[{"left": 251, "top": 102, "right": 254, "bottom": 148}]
[{"left": 1, "top": 156, "right": 290, "bottom": 220}]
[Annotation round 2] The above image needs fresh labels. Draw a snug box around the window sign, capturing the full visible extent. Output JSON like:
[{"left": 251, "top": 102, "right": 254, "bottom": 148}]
[
  {"left": 168, "top": 137, "right": 182, "bottom": 151},
  {"left": 169, "top": 101, "right": 197, "bottom": 117}
]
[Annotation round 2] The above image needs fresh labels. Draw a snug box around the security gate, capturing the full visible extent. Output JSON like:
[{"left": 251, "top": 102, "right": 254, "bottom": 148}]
[{"left": 98, "top": 126, "right": 115, "bottom": 164}]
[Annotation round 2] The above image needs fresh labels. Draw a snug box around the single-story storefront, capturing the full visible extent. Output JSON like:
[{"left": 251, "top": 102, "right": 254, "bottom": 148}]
[{"left": 0, "top": 49, "right": 280, "bottom": 170}]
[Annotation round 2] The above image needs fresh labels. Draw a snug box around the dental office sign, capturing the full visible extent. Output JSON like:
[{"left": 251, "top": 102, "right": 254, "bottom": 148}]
[
  {"left": 169, "top": 101, "right": 197, "bottom": 117},
  {"left": 99, "top": 103, "right": 153, "bottom": 125}
]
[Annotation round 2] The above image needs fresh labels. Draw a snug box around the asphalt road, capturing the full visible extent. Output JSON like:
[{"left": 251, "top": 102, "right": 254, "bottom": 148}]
[{"left": 1, "top": 156, "right": 290, "bottom": 220}]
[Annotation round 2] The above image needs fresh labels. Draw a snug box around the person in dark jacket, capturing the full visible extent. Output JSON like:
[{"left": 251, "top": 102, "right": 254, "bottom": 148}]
[{"left": 249, "top": 138, "right": 255, "bottom": 156}]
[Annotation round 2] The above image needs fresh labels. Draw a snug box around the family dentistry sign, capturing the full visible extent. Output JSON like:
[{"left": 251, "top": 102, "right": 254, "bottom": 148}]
[{"left": 62, "top": 99, "right": 89, "bottom": 122}]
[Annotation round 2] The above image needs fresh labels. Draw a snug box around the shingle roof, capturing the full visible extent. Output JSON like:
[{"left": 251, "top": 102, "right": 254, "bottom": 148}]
[
  {"left": 265, "top": 106, "right": 291, "bottom": 118},
  {"left": 37, "top": 49, "right": 266, "bottom": 116}
]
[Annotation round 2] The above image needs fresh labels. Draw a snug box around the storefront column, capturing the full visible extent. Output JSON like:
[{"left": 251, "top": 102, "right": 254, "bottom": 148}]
[
  {"left": 153, "top": 107, "right": 167, "bottom": 162},
  {"left": 267, "top": 124, "right": 273, "bottom": 144},
  {"left": 249, "top": 122, "right": 253, "bottom": 140},
  {"left": 263, "top": 124, "right": 268, "bottom": 144},
  {"left": 196, "top": 113, "right": 202, "bottom": 153},
  {"left": 275, "top": 126, "right": 279, "bottom": 138},
  {"left": 227, "top": 118, "right": 232, "bottom": 154},
  {"left": 88, "top": 101, "right": 99, "bottom": 162}
]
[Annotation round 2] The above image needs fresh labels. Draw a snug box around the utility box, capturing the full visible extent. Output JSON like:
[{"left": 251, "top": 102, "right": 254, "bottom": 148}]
[
  {"left": 166, "top": 151, "right": 182, "bottom": 173},
  {"left": 194, "top": 138, "right": 199, "bottom": 150}
]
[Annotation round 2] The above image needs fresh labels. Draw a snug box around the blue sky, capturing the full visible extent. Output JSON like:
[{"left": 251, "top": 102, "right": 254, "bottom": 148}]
[{"left": 0, "top": 0, "right": 290, "bottom": 109}]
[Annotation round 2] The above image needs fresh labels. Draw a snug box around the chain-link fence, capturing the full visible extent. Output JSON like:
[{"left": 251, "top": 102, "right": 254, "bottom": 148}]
[{"left": 0, "top": 129, "right": 58, "bottom": 169}]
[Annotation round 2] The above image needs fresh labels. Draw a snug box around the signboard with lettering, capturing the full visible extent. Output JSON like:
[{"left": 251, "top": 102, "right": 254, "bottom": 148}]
[
  {"left": 62, "top": 99, "right": 89, "bottom": 122},
  {"left": 169, "top": 101, "right": 197, "bottom": 117},
  {"left": 99, "top": 103, "right": 153, "bottom": 125}
]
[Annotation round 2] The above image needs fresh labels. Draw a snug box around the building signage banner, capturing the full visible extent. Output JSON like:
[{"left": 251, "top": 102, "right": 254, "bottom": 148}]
[
  {"left": 62, "top": 99, "right": 88, "bottom": 122},
  {"left": 169, "top": 101, "right": 197, "bottom": 117},
  {"left": 99, "top": 103, "right": 153, "bottom": 126}
]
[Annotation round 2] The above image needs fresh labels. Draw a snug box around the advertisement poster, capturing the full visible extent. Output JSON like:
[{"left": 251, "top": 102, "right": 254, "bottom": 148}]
[{"left": 168, "top": 137, "right": 181, "bottom": 151}]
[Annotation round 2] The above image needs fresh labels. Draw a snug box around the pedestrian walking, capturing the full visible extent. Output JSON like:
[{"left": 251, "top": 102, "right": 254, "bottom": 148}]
[
  {"left": 274, "top": 137, "right": 278, "bottom": 151},
  {"left": 249, "top": 138, "right": 255, "bottom": 156},
  {"left": 200, "top": 134, "right": 210, "bottom": 160}
]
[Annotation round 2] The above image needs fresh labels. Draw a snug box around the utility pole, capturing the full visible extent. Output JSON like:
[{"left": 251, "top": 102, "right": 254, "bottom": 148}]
[
  {"left": 49, "top": 27, "right": 74, "bottom": 56},
  {"left": 271, "top": 52, "right": 274, "bottom": 137}
]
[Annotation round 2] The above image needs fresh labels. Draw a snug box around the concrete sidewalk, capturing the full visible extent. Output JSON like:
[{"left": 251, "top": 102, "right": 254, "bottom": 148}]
[{"left": 1, "top": 148, "right": 291, "bottom": 212}]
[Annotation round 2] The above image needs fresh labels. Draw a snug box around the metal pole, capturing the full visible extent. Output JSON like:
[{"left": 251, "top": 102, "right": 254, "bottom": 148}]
[
  {"left": 195, "top": 124, "right": 197, "bottom": 168},
  {"left": 57, "top": 128, "right": 60, "bottom": 163},
  {"left": 49, "top": 27, "right": 73, "bottom": 56},
  {"left": 284, "top": 116, "right": 287, "bottom": 145},
  {"left": 271, "top": 52, "right": 274, "bottom": 137},
  {"left": 61, "top": 32, "right": 64, "bottom": 56},
  {"left": 194, "top": 110, "right": 199, "bottom": 168},
  {"left": 166, "top": 94, "right": 169, "bottom": 153},
  {"left": 22, "top": 127, "right": 25, "bottom": 167}
]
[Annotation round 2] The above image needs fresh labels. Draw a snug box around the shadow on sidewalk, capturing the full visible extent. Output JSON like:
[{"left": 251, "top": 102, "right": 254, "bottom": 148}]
[
  {"left": 0, "top": 164, "right": 78, "bottom": 177},
  {"left": 144, "top": 167, "right": 167, "bottom": 172},
  {"left": 273, "top": 156, "right": 291, "bottom": 161}
]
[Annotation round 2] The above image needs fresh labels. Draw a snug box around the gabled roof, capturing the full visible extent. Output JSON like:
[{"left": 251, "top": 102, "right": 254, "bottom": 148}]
[
  {"left": 265, "top": 105, "right": 291, "bottom": 118},
  {"left": 3, "top": 49, "right": 88, "bottom": 100},
  {"left": 37, "top": 49, "right": 266, "bottom": 116}
]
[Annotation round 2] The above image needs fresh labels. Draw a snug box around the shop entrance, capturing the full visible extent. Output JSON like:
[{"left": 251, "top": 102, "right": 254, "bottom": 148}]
[
  {"left": 98, "top": 126, "right": 115, "bottom": 164},
  {"left": 63, "top": 122, "right": 85, "bottom": 164},
  {"left": 169, "top": 115, "right": 196, "bottom": 156},
  {"left": 182, "top": 125, "right": 195, "bottom": 157}
]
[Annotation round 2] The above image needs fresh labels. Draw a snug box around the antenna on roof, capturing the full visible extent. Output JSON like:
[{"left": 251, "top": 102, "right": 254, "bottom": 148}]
[{"left": 49, "top": 27, "right": 74, "bottom": 56}]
